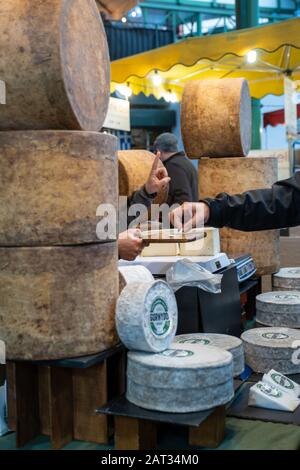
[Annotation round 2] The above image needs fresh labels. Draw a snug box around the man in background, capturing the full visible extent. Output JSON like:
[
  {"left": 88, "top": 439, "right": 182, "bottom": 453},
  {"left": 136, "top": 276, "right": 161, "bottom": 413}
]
[{"left": 153, "top": 133, "right": 198, "bottom": 206}]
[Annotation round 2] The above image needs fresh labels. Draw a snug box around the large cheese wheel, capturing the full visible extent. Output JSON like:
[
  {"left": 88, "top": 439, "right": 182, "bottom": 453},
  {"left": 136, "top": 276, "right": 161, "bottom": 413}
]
[
  {"left": 241, "top": 327, "right": 300, "bottom": 374},
  {"left": 126, "top": 343, "right": 234, "bottom": 412},
  {"left": 199, "top": 156, "right": 280, "bottom": 276},
  {"left": 0, "top": 0, "right": 110, "bottom": 131},
  {"left": 173, "top": 333, "right": 244, "bottom": 377},
  {"left": 116, "top": 281, "right": 178, "bottom": 352},
  {"left": 0, "top": 131, "right": 117, "bottom": 246},
  {"left": 273, "top": 268, "right": 300, "bottom": 291},
  {"left": 118, "top": 150, "right": 169, "bottom": 205},
  {"left": 256, "top": 291, "right": 300, "bottom": 328},
  {"left": 181, "top": 78, "right": 251, "bottom": 158},
  {"left": 0, "top": 243, "right": 118, "bottom": 360}
]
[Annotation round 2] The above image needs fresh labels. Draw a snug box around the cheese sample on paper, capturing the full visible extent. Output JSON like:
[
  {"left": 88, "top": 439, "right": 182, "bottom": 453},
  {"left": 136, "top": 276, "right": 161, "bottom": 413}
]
[
  {"left": 263, "top": 370, "right": 300, "bottom": 399},
  {"left": 248, "top": 381, "right": 300, "bottom": 412},
  {"left": 179, "top": 228, "right": 220, "bottom": 256}
]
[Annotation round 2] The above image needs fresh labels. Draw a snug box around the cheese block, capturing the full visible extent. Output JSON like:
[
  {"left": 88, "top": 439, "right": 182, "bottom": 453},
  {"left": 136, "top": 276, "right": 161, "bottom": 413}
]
[
  {"left": 179, "top": 228, "right": 220, "bottom": 256},
  {"left": 248, "top": 381, "right": 300, "bottom": 412},
  {"left": 256, "top": 291, "right": 300, "bottom": 328},
  {"left": 0, "top": 243, "right": 118, "bottom": 360},
  {"left": 142, "top": 243, "right": 179, "bottom": 257},
  {"left": 199, "top": 156, "right": 280, "bottom": 276},
  {"left": 116, "top": 281, "right": 178, "bottom": 352},
  {"left": 273, "top": 268, "right": 300, "bottom": 291},
  {"left": 126, "top": 343, "right": 234, "bottom": 413},
  {"left": 241, "top": 327, "right": 300, "bottom": 374},
  {"left": 0, "top": 131, "right": 117, "bottom": 246},
  {"left": 119, "top": 266, "right": 154, "bottom": 293},
  {"left": 263, "top": 370, "right": 300, "bottom": 399},
  {"left": 249, "top": 149, "right": 291, "bottom": 181},
  {"left": 181, "top": 78, "right": 251, "bottom": 158},
  {"left": 173, "top": 333, "right": 244, "bottom": 377},
  {"left": 0, "top": 0, "right": 110, "bottom": 131}
]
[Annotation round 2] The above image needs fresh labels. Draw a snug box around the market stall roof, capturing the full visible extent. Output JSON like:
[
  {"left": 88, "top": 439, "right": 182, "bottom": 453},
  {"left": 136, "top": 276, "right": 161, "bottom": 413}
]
[
  {"left": 263, "top": 104, "right": 300, "bottom": 128},
  {"left": 111, "top": 18, "right": 300, "bottom": 100},
  {"left": 96, "top": 0, "right": 136, "bottom": 19}
]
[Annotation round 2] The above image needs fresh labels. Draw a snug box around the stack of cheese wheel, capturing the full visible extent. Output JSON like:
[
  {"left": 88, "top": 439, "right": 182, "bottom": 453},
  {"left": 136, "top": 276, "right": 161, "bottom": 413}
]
[
  {"left": 256, "top": 291, "right": 300, "bottom": 328},
  {"left": 0, "top": 0, "right": 119, "bottom": 360},
  {"left": 273, "top": 268, "right": 300, "bottom": 292},
  {"left": 173, "top": 333, "right": 245, "bottom": 377},
  {"left": 116, "top": 280, "right": 178, "bottom": 352},
  {"left": 126, "top": 343, "right": 234, "bottom": 413},
  {"left": 198, "top": 156, "right": 280, "bottom": 276},
  {"left": 241, "top": 327, "right": 300, "bottom": 374}
]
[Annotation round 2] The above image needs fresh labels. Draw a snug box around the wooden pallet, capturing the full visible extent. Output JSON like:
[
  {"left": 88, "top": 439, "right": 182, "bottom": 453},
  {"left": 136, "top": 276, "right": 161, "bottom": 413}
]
[
  {"left": 6, "top": 344, "right": 125, "bottom": 449},
  {"left": 98, "top": 396, "right": 227, "bottom": 450}
]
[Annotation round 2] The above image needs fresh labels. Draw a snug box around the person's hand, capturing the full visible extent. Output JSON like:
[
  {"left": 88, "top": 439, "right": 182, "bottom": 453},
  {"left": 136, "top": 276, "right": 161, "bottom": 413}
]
[
  {"left": 118, "top": 229, "right": 149, "bottom": 261},
  {"left": 145, "top": 154, "right": 170, "bottom": 195},
  {"left": 169, "top": 202, "right": 210, "bottom": 232}
]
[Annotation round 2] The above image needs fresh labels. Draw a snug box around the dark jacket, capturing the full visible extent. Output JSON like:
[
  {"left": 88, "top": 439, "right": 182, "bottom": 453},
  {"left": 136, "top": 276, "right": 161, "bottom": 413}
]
[
  {"left": 163, "top": 151, "right": 198, "bottom": 206},
  {"left": 205, "top": 172, "right": 300, "bottom": 231}
]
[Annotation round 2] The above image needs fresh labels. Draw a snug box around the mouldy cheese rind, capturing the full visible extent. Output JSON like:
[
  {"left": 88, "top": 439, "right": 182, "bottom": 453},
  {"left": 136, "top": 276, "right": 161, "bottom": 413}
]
[
  {"left": 126, "top": 343, "right": 234, "bottom": 412},
  {"left": 116, "top": 280, "right": 178, "bottom": 352},
  {"left": 173, "top": 333, "right": 244, "bottom": 377}
]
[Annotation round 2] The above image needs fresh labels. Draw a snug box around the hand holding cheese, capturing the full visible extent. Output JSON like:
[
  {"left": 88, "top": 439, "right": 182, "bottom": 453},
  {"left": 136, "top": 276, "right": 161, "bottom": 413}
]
[
  {"left": 145, "top": 154, "right": 170, "bottom": 195},
  {"left": 118, "top": 229, "right": 148, "bottom": 261}
]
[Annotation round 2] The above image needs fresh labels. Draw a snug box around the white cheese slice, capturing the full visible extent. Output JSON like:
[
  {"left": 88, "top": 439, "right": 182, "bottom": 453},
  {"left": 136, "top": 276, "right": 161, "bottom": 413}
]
[
  {"left": 248, "top": 381, "right": 300, "bottom": 412},
  {"left": 179, "top": 227, "right": 220, "bottom": 256},
  {"left": 141, "top": 242, "right": 179, "bottom": 257},
  {"left": 262, "top": 369, "right": 300, "bottom": 399}
]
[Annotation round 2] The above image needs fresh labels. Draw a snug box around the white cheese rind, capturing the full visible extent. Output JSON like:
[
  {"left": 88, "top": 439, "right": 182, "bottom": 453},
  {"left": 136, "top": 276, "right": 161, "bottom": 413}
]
[
  {"left": 126, "top": 343, "right": 234, "bottom": 412},
  {"left": 173, "top": 333, "right": 244, "bottom": 377},
  {"left": 256, "top": 292, "right": 300, "bottom": 328},
  {"left": 116, "top": 280, "right": 178, "bottom": 352}
]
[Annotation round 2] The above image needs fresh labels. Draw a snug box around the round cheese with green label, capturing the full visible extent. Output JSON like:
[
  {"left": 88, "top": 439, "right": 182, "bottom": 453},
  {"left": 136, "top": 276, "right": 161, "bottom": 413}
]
[
  {"left": 126, "top": 343, "right": 234, "bottom": 412},
  {"left": 273, "top": 268, "right": 300, "bottom": 291},
  {"left": 116, "top": 280, "right": 178, "bottom": 352},
  {"left": 241, "top": 327, "right": 300, "bottom": 374},
  {"left": 256, "top": 291, "right": 300, "bottom": 328},
  {"left": 173, "top": 333, "right": 244, "bottom": 377}
]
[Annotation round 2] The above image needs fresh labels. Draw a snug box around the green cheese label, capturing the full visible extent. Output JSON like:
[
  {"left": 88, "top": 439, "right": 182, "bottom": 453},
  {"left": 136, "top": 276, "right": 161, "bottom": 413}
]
[
  {"left": 274, "top": 294, "right": 299, "bottom": 301},
  {"left": 162, "top": 349, "right": 194, "bottom": 358},
  {"left": 271, "top": 373, "right": 294, "bottom": 390},
  {"left": 178, "top": 338, "right": 210, "bottom": 345},
  {"left": 150, "top": 297, "right": 171, "bottom": 337},
  {"left": 257, "top": 383, "right": 282, "bottom": 398},
  {"left": 262, "top": 332, "right": 289, "bottom": 340}
]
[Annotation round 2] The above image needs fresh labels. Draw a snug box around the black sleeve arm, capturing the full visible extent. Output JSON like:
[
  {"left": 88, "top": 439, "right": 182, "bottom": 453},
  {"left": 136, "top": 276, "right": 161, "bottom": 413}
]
[{"left": 205, "top": 173, "right": 300, "bottom": 231}]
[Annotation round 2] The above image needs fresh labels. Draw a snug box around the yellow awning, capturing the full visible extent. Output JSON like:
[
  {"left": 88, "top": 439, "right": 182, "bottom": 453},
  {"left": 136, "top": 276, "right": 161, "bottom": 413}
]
[{"left": 111, "top": 18, "right": 300, "bottom": 99}]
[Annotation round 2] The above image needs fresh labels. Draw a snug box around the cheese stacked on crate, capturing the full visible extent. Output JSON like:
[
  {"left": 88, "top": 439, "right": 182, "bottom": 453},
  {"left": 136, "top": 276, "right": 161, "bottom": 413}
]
[
  {"left": 173, "top": 333, "right": 245, "bottom": 377},
  {"left": 256, "top": 291, "right": 300, "bottom": 328},
  {"left": 0, "top": 0, "right": 110, "bottom": 131},
  {"left": 241, "top": 327, "right": 300, "bottom": 374},
  {"left": 0, "top": 0, "right": 119, "bottom": 360},
  {"left": 127, "top": 343, "right": 234, "bottom": 413},
  {"left": 273, "top": 268, "right": 300, "bottom": 292}
]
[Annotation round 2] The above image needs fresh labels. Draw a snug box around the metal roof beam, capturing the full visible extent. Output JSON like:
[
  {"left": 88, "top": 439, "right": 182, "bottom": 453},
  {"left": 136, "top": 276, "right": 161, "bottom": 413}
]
[{"left": 139, "top": 1, "right": 295, "bottom": 19}]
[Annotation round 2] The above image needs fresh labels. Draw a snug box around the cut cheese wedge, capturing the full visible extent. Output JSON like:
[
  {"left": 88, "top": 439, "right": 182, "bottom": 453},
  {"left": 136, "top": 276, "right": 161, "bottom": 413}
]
[{"left": 248, "top": 381, "right": 300, "bottom": 412}]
